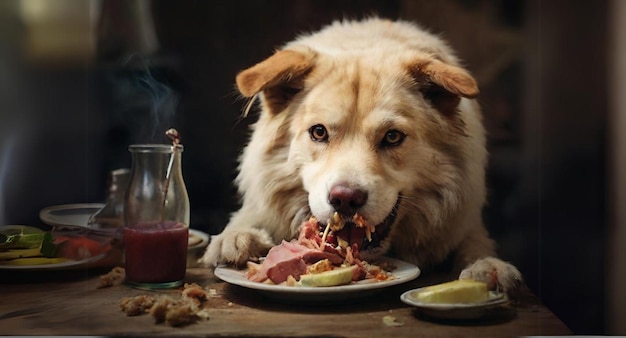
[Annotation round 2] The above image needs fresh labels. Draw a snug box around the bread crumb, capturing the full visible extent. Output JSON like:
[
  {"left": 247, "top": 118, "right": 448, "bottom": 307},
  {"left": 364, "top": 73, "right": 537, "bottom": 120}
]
[
  {"left": 164, "top": 300, "right": 200, "bottom": 327},
  {"left": 182, "top": 283, "right": 208, "bottom": 306},
  {"left": 208, "top": 288, "right": 218, "bottom": 297},
  {"left": 149, "top": 296, "right": 176, "bottom": 323},
  {"left": 382, "top": 315, "right": 404, "bottom": 327},
  {"left": 119, "top": 295, "right": 156, "bottom": 316},
  {"left": 122, "top": 283, "right": 211, "bottom": 327},
  {"left": 97, "top": 267, "right": 125, "bottom": 288}
]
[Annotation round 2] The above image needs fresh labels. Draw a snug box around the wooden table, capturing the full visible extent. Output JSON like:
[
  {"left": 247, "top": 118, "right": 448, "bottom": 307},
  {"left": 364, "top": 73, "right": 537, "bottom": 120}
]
[{"left": 0, "top": 265, "right": 570, "bottom": 337}]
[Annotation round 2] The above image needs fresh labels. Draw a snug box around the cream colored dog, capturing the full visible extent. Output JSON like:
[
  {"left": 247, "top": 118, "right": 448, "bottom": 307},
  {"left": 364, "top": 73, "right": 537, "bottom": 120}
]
[{"left": 201, "top": 18, "right": 522, "bottom": 292}]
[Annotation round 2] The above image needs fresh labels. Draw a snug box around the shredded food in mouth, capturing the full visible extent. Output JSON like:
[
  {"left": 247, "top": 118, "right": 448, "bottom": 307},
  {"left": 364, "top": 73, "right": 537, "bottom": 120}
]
[
  {"left": 245, "top": 215, "right": 396, "bottom": 286},
  {"left": 327, "top": 212, "right": 345, "bottom": 231},
  {"left": 351, "top": 212, "right": 376, "bottom": 242},
  {"left": 325, "top": 212, "right": 376, "bottom": 244}
]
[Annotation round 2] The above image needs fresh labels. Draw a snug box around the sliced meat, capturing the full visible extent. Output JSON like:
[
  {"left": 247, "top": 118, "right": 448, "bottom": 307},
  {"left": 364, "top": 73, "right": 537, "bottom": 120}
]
[
  {"left": 302, "top": 250, "right": 344, "bottom": 265},
  {"left": 352, "top": 265, "right": 367, "bottom": 281},
  {"left": 266, "top": 258, "right": 307, "bottom": 284},
  {"left": 250, "top": 240, "right": 328, "bottom": 284}
]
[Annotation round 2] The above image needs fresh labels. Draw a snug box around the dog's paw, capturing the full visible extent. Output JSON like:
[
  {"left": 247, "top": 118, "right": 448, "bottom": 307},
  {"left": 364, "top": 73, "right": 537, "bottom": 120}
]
[
  {"left": 198, "top": 228, "right": 275, "bottom": 268},
  {"left": 459, "top": 257, "right": 523, "bottom": 296}
]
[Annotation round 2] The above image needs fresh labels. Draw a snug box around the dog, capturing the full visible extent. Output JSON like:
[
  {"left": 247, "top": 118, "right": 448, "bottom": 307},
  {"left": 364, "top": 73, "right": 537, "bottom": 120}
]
[{"left": 200, "top": 17, "right": 522, "bottom": 293}]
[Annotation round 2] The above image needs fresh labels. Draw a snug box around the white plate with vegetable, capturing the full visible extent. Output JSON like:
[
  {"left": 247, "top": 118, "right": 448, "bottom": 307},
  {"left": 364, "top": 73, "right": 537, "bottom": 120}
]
[
  {"left": 0, "top": 225, "right": 109, "bottom": 271},
  {"left": 214, "top": 257, "right": 420, "bottom": 302},
  {"left": 400, "top": 280, "right": 509, "bottom": 320}
]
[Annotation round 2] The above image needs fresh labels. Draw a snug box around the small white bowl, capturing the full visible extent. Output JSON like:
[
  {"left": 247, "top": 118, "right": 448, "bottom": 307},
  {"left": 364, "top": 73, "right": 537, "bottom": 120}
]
[{"left": 187, "top": 229, "right": 209, "bottom": 267}]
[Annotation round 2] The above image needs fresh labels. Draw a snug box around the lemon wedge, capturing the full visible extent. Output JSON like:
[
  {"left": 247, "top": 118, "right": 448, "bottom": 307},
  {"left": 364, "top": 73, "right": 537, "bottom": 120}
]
[
  {"left": 415, "top": 279, "right": 489, "bottom": 304},
  {"left": 299, "top": 266, "right": 356, "bottom": 287}
]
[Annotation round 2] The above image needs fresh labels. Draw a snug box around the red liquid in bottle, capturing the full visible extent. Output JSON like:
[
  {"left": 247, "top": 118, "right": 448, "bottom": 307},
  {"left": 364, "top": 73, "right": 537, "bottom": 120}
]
[{"left": 124, "top": 221, "right": 188, "bottom": 284}]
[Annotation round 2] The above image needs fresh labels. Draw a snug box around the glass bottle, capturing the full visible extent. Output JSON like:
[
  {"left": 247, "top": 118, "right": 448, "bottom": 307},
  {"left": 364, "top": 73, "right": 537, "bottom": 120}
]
[
  {"left": 88, "top": 168, "right": 131, "bottom": 230},
  {"left": 123, "top": 144, "right": 190, "bottom": 289}
]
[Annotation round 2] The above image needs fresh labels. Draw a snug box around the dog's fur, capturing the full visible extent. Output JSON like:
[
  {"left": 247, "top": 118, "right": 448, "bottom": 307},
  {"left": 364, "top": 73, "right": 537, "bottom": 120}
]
[{"left": 200, "top": 18, "right": 522, "bottom": 292}]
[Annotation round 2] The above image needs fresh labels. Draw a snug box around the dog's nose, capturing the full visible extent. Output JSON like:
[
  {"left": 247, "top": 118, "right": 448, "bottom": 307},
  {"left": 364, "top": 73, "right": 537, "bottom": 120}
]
[{"left": 329, "top": 185, "right": 368, "bottom": 216}]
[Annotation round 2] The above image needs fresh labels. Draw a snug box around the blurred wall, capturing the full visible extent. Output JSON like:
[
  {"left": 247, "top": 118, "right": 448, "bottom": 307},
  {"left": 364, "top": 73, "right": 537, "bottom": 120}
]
[
  {"left": 521, "top": 1, "right": 608, "bottom": 334},
  {"left": 0, "top": 0, "right": 616, "bottom": 334},
  {"left": 0, "top": 0, "right": 106, "bottom": 227},
  {"left": 608, "top": 0, "right": 626, "bottom": 334}
]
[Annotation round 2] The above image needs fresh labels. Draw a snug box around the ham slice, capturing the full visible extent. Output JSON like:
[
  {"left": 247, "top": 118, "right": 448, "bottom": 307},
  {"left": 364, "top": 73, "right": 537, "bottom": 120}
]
[{"left": 248, "top": 240, "right": 343, "bottom": 284}]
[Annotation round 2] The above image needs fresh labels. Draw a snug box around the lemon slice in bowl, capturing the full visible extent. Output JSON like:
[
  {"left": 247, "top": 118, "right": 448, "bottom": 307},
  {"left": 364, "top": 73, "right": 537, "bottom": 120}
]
[{"left": 413, "top": 279, "right": 490, "bottom": 304}]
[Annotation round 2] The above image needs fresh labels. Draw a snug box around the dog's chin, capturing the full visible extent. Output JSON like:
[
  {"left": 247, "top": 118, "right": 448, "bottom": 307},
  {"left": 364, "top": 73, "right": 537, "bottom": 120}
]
[{"left": 315, "top": 197, "right": 400, "bottom": 261}]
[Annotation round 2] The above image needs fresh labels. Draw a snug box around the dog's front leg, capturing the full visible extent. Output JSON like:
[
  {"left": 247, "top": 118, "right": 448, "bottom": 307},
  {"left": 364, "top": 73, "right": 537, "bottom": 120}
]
[{"left": 199, "top": 211, "right": 275, "bottom": 268}]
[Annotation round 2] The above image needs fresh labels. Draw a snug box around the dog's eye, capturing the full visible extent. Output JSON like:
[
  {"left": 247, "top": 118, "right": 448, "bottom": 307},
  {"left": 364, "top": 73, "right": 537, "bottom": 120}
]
[
  {"left": 309, "top": 124, "right": 329, "bottom": 142},
  {"left": 381, "top": 130, "right": 406, "bottom": 147}
]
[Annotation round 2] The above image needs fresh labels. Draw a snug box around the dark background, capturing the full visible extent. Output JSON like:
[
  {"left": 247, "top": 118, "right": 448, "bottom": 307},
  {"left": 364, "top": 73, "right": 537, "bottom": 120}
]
[{"left": 0, "top": 0, "right": 612, "bottom": 334}]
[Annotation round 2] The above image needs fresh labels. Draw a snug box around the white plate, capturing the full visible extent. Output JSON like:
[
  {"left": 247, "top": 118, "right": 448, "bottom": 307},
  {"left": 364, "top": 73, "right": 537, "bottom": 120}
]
[
  {"left": 0, "top": 252, "right": 107, "bottom": 271},
  {"left": 39, "top": 203, "right": 105, "bottom": 229},
  {"left": 214, "top": 257, "right": 420, "bottom": 302},
  {"left": 40, "top": 205, "right": 209, "bottom": 244},
  {"left": 187, "top": 229, "right": 209, "bottom": 268},
  {"left": 188, "top": 229, "right": 209, "bottom": 250},
  {"left": 400, "top": 287, "right": 509, "bottom": 320}
]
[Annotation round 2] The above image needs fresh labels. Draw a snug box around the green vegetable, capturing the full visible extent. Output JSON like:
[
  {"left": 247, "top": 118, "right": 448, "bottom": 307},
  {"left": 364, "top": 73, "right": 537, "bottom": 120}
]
[
  {"left": 40, "top": 232, "right": 61, "bottom": 258},
  {"left": 0, "top": 225, "right": 45, "bottom": 250}
]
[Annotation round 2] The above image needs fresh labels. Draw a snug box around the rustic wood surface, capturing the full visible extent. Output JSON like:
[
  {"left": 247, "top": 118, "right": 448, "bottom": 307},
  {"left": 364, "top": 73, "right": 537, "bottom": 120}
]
[{"left": 0, "top": 266, "right": 571, "bottom": 337}]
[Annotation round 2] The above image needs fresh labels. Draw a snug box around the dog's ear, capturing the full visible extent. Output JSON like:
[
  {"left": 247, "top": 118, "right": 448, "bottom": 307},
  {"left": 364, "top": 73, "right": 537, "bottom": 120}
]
[
  {"left": 408, "top": 58, "right": 479, "bottom": 116},
  {"left": 236, "top": 49, "right": 315, "bottom": 114}
]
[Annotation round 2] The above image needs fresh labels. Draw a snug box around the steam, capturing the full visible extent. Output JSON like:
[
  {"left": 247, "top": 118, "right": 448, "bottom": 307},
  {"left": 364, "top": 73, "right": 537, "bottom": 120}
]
[
  {"left": 113, "top": 55, "right": 179, "bottom": 144},
  {"left": 136, "top": 65, "right": 178, "bottom": 141}
]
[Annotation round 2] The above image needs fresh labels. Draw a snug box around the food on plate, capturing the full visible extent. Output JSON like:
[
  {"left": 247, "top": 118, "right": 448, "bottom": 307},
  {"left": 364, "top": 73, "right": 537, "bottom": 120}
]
[
  {"left": 0, "top": 226, "right": 111, "bottom": 266},
  {"left": 41, "top": 232, "right": 111, "bottom": 260},
  {"left": 245, "top": 216, "right": 395, "bottom": 287},
  {"left": 0, "top": 248, "right": 42, "bottom": 260},
  {"left": 299, "top": 265, "right": 356, "bottom": 287},
  {"left": 1, "top": 257, "right": 68, "bottom": 265},
  {"left": 0, "top": 225, "right": 45, "bottom": 250},
  {"left": 0, "top": 226, "right": 48, "bottom": 263},
  {"left": 120, "top": 283, "right": 210, "bottom": 327},
  {"left": 414, "top": 279, "right": 490, "bottom": 304}
]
